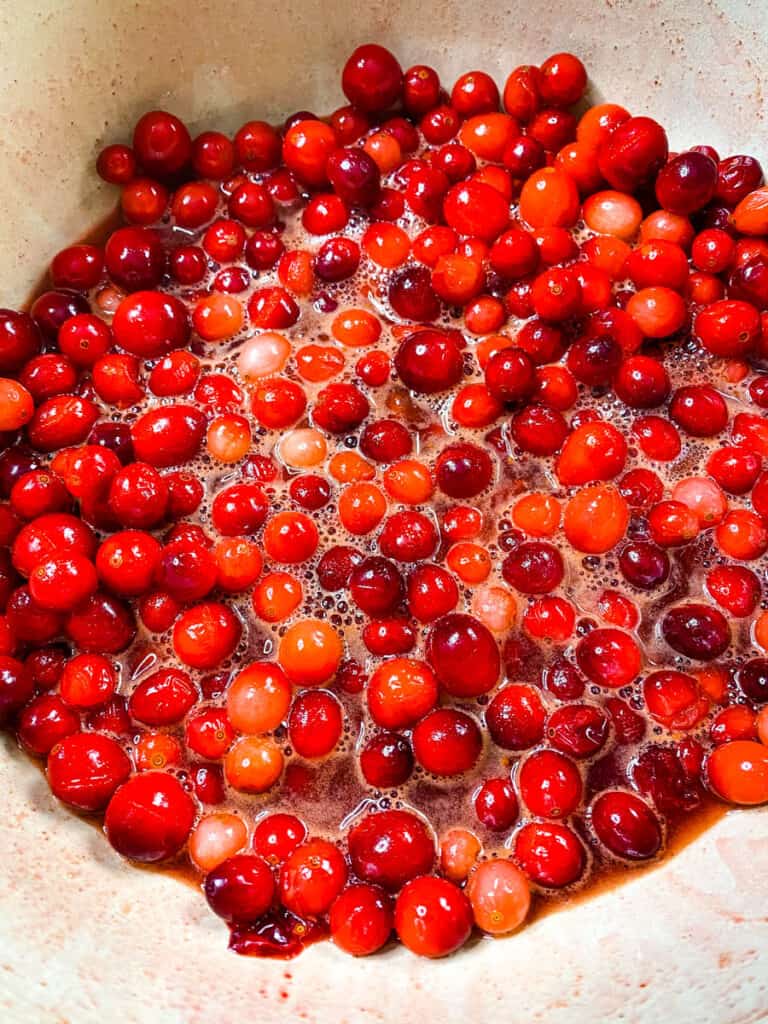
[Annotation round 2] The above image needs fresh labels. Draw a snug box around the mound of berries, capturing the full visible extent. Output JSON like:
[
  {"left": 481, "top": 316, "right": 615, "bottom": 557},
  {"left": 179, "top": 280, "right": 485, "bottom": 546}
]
[{"left": 2, "top": 42, "right": 768, "bottom": 959}]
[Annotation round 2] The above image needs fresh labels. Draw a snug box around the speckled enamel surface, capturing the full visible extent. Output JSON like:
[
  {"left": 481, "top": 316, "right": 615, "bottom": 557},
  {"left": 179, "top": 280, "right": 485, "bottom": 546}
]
[{"left": 0, "top": 2, "right": 767, "bottom": 1021}]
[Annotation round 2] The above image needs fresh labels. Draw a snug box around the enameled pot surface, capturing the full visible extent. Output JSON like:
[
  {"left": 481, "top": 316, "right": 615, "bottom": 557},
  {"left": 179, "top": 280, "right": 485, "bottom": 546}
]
[{"left": 1, "top": 2, "right": 767, "bottom": 1021}]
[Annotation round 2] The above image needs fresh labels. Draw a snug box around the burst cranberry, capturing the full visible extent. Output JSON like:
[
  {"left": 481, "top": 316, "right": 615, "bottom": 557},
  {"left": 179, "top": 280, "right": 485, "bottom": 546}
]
[
  {"left": 47, "top": 731, "right": 131, "bottom": 811},
  {"left": 548, "top": 704, "right": 609, "bottom": 758},
  {"left": 716, "top": 154, "right": 764, "bottom": 205},
  {"left": 591, "top": 791, "right": 662, "bottom": 860}
]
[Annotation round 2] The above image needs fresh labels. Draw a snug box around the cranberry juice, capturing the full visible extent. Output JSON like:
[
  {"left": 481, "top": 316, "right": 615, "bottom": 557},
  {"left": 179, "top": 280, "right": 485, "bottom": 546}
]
[{"left": 1, "top": 43, "right": 768, "bottom": 960}]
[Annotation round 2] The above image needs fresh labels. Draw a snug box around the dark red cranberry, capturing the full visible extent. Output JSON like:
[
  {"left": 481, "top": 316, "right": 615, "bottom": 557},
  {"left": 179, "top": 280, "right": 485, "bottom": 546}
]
[
  {"left": 619, "top": 468, "right": 664, "bottom": 509},
  {"left": 289, "top": 474, "right": 332, "bottom": 511},
  {"left": 389, "top": 267, "right": 441, "bottom": 322},
  {"left": 618, "top": 541, "right": 670, "bottom": 590},
  {"left": 315, "top": 237, "right": 360, "bottom": 282},
  {"left": 105, "top": 772, "right": 195, "bottom": 862},
  {"left": 502, "top": 541, "right": 564, "bottom": 595},
  {"left": 606, "top": 697, "right": 646, "bottom": 745},
  {"left": 504, "top": 135, "right": 545, "bottom": 177},
  {"left": 485, "top": 683, "right": 546, "bottom": 749},
  {"left": 403, "top": 65, "right": 441, "bottom": 116},
  {"left": 655, "top": 151, "right": 718, "bottom": 214},
  {"left": 0, "top": 655, "right": 34, "bottom": 722},
  {"left": 715, "top": 154, "right": 764, "bottom": 206},
  {"left": 349, "top": 556, "right": 403, "bottom": 615},
  {"left": 362, "top": 617, "right": 416, "bottom": 656},
  {"left": 614, "top": 355, "right": 670, "bottom": 408},
  {"left": 0, "top": 310, "right": 41, "bottom": 373},
  {"left": 245, "top": 230, "right": 285, "bottom": 270},
  {"left": 133, "top": 110, "right": 191, "bottom": 178},
  {"left": 411, "top": 708, "right": 482, "bottom": 775},
  {"left": 661, "top": 603, "right": 730, "bottom": 660},
  {"left": 65, "top": 592, "right": 136, "bottom": 654},
  {"left": 485, "top": 347, "right": 536, "bottom": 403},
  {"left": 669, "top": 385, "right": 728, "bottom": 437},
  {"left": 342, "top": 44, "right": 403, "bottom": 112},
  {"left": 18, "top": 693, "right": 79, "bottom": 755},
  {"left": 317, "top": 545, "right": 363, "bottom": 592},
  {"left": 97, "top": 143, "right": 137, "bottom": 184},
  {"left": 313, "top": 383, "right": 370, "bottom": 434},
  {"left": 348, "top": 809, "right": 434, "bottom": 892},
  {"left": 474, "top": 776, "right": 518, "bottom": 831},
  {"left": 30, "top": 290, "right": 90, "bottom": 340},
  {"left": 394, "top": 329, "right": 463, "bottom": 394},
  {"left": 591, "top": 790, "right": 662, "bottom": 860},
  {"left": 359, "top": 419, "right": 413, "bottom": 462},
  {"left": 435, "top": 442, "right": 493, "bottom": 498},
  {"left": 736, "top": 658, "right": 768, "bottom": 703},
  {"left": 548, "top": 704, "right": 609, "bottom": 758},
  {"left": 327, "top": 148, "right": 381, "bottom": 207},
  {"left": 510, "top": 404, "right": 568, "bottom": 456},
  {"left": 204, "top": 854, "right": 275, "bottom": 923},
  {"left": 105, "top": 227, "right": 165, "bottom": 291},
  {"left": 360, "top": 732, "right": 414, "bottom": 788},
  {"left": 426, "top": 612, "right": 500, "bottom": 696},
  {"left": 632, "top": 746, "right": 700, "bottom": 814},
  {"left": 288, "top": 691, "right": 343, "bottom": 758}
]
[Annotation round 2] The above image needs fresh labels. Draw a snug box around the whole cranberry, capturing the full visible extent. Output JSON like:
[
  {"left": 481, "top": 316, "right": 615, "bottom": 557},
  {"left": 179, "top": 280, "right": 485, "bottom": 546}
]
[
  {"left": 474, "top": 776, "right": 518, "bottom": 831},
  {"left": 736, "top": 658, "right": 768, "bottom": 703},
  {"left": 395, "top": 875, "right": 472, "bottom": 957},
  {"left": 47, "top": 731, "right": 131, "bottom": 811},
  {"left": 347, "top": 809, "right": 434, "bottom": 892},
  {"left": 359, "top": 419, "right": 412, "bottom": 462},
  {"left": 0, "top": 310, "right": 41, "bottom": 373},
  {"left": 204, "top": 854, "right": 274, "bottom": 923},
  {"left": 0, "top": 655, "right": 34, "bottom": 722},
  {"left": 394, "top": 329, "right": 463, "bottom": 393},
  {"left": 547, "top": 703, "right": 609, "bottom": 759},
  {"left": 502, "top": 541, "right": 564, "bottom": 595},
  {"left": 655, "top": 151, "right": 718, "bottom": 214},
  {"left": 485, "top": 347, "right": 536, "bottom": 403},
  {"left": 486, "top": 684, "right": 546, "bottom": 749},
  {"left": 349, "top": 556, "right": 403, "bottom": 615},
  {"left": 514, "top": 821, "right": 586, "bottom": 887},
  {"left": 597, "top": 116, "right": 668, "bottom": 192},
  {"left": 389, "top": 267, "right": 441, "bottom": 322},
  {"left": 411, "top": 707, "right": 482, "bottom": 775},
  {"left": 619, "top": 541, "right": 670, "bottom": 590},
  {"left": 342, "top": 44, "right": 403, "bottom": 112},
  {"left": 661, "top": 603, "right": 730, "bottom": 660},
  {"left": 105, "top": 227, "right": 165, "bottom": 291},
  {"left": 591, "top": 790, "right": 662, "bottom": 859},
  {"left": 715, "top": 154, "right": 764, "bottom": 206},
  {"left": 327, "top": 148, "right": 381, "bottom": 207},
  {"left": 435, "top": 442, "right": 493, "bottom": 497},
  {"left": 426, "top": 613, "right": 500, "bottom": 697},
  {"left": 131, "top": 405, "right": 206, "bottom": 467},
  {"left": 317, "top": 545, "right": 363, "bottom": 592},
  {"left": 105, "top": 771, "right": 196, "bottom": 861},
  {"left": 132, "top": 110, "right": 192, "bottom": 178},
  {"left": 18, "top": 693, "right": 79, "bottom": 756},
  {"left": 360, "top": 733, "right": 414, "bottom": 788},
  {"left": 329, "top": 883, "right": 393, "bottom": 957}
]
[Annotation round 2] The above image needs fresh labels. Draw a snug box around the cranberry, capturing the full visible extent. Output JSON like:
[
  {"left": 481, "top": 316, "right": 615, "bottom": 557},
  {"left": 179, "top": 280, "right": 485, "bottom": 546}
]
[
  {"left": 378, "top": 511, "right": 437, "bottom": 562},
  {"left": 502, "top": 541, "right": 564, "bottom": 595},
  {"left": 412, "top": 707, "right": 482, "bottom": 775},
  {"left": 485, "top": 347, "right": 536, "bottom": 403},
  {"left": 131, "top": 405, "right": 206, "bottom": 467},
  {"left": 105, "top": 771, "right": 196, "bottom": 861},
  {"left": 0, "top": 655, "right": 33, "bottom": 721},
  {"left": 591, "top": 790, "right": 662, "bottom": 860},
  {"left": 614, "top": 355, "right": 670, "bottom": 408},
  {"left": 443, "top": 180, "right": 510, "bottom": 241},
  {"left": 279, "top": 839, "right": 348, "bottom": 918},
  {"left": 426, "top": 612, "right": 500, "bottom": 696},
  {"left": 65, "top": 592, "right": 136, "bottom": 653},
  {"left": 133, "top": 110, "right": 191, "bottom": 177},
  {"left": 348, "top": 810, "right": 434, "bottom": 892},
  {"left": 108, "top": 462, "right": 168, "bottom": 528},
  {"left": 342, "top": 44, "right": 403, "bottom": 112},
  {"left": 669, "top": 385, "right": 728, "bottom": 437},
  {"left": 204, "top": 854, "right": 274, "bottom": 923},
  {"left": 655, "top": 151, "right": 717, "bottom": 214},
  {"left": 105, "top": 227, "right": 165, "bottom": 291},
  {"left": 395, "top": 876, "right": 472, "bottom": 957},
  {"left": 661, "top": 603, "right": 730, "bottom": 660},
  {"left": 474, "top": 777, "right": 518, "bottom": 831},
  {"left": 736, "top": 658, "right": 768, "bottom": 703},
  {"left": 0, "top": 310, "right": 41, "bottom": 373},
  {"left": 359, "top": 419, "right": 412, "bottom": 462},
  {"left": 389, "top": 267, "right": 441, "bottom": 322},
  {"left": 327, "top": 148, "right": 381, "bottom": 208},
  {"left": 618, "top": 541, "right": 670, "bottom": 590},
  {"left": 715, "top": 154, "right": 764, "bottom": 206},
  {"left": 317, "top": 546, "right": 363, "bottom": 592},
  {"left": 403, "top": 65, "right": 441, "bottom": 116},
  {"left": 18, "top": 693, "right": 79, "bottom": 756},
  {"left": 47, "top": 731, "right": 131, "bottom": 811},
  {"left": 394, "top": 329, "right": 463, "bottom": 394},
  {"left": 360, "top": 733, "right": 414, "bottom": 788},
  {"left": 407, "top": 564, "right": 458, "bottom": 622},
  {"left": 632, "top": 746, "right": 701, "bottom": 814},
  {"left": 435, "top": 442, "right": 493, "bottom": 498},
  {"left": 514, "top": 821, "right": 585, "bottom": 887},
  {"left": 31, "top": 290, "right": 89, "bottom": 340},
  {"left": 519, "top": 749, "right": 582, "bottom": 818},
  {"left": 486, "top": 683, "right": 546, "bottom": 750},
  {"left": 97, "top": 143, "right": 137, "bottom": 184},
  {"left": 129, "top": 668, "right": 197, "bottom": 726},
  {"left": 288, "top": 690, "right": 343, "bottom": 758},
  {"left": 548, "top": 704, "right": 609, "bottom": 759},
  {"left": 252, "top": 813, "right": 306, "bottom": 866},
  {"left": 329, "top": 883, "right": 393, "bottom": 957},
  {"left": 349, "top": 556, "right": 403, "bottom": 615},
  {"left": 576, "top": 628, "right": 641, "bottom": 688},
  {"left": 597, "top": 116, "right": 668, "bottom": 191}
]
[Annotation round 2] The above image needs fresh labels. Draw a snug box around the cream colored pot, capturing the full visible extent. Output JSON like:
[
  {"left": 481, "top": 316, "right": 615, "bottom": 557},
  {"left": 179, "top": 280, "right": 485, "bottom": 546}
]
[{"left": 1, "top": 2, "right": 767, "bottom": 1021}]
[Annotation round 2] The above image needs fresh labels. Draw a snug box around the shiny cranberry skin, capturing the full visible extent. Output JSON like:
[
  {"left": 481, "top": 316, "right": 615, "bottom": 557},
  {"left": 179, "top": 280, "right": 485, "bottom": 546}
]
[
  {"left": 65, "top": 592, "right": 136, "bottom": 653},
  {"left": 443, "top": 180, "right": 510, "bottom": 241},
  {"left": 97, "top": 143, "right": 137, "bottom": 184},
  {"left": 485, "top": 347, "right": 536, "bottom": 403},
  {"left": 0, "top": 655, "right": 34, "bottom": 722},
  {"left": 706, "top": 564, "right": 761, "bottom": 616},
  {"left": 519, "top": 749, "right": 582, "bottom": 818},
  {"left": 655, "top": 151, "right": 717, "bottom": 214},
  {"left": 669, "top": 385, "right": 728, "bottom": 437},
  {"left": 327, "top": 148, "right": 381, "bottom": 207},
  {"left": 619, "top": 541, "right": 670, "bottom": 590},
  {"left": 31, "top": 290, "right": 90, "bottom": 340},
  {"left": 6, "top": 586, "right": 62, "bottom": 644},
  {"left": 715, "top": 154, "right": 764, "bottom": 206},
  {"left": 289, "top": 474, "right": 331, "bottom": 511},
  {"left": 435, "top": 442, "right": 493, "bottom": 498},
  {"left": 131, "top": 405, "right": 206, "bottom": 467},
  {"left": 342, "top": 44, "right": 403, "bottom": 112},
  {"left": 349, "top": 556, "right": 403, "bottom": 615},
  {"left": 511, "top": 404, "right": 568, "bottom": 456},
  {"left": 279, "top": 839, "right": 349, "bottom": 918},
  {"left": 486, "top": 683, "right": 546, "bottom": 749},
  {"left": 619, "top": 469, "right": 663, "bottom": 511},
  {"left": 566, "top": 335, "right": 621, "bottom": 387},
  {"left": 403, "top": 65, "right": 441, "bottom": 116},
  {"left": 395, "top": 875, "right": 472, "bottom": 957},
  {"left": 129, "top": 668, "right": 197, "bottom": 726},
  {"left": 245, "top": 231, "right": 284, "bottom": 271},
  {"left": 132, "top": 110, "right": 191, "bottom": 178},
  {"left": 475, "top": 776, "right": 518, "bottom": 831},
  {"left": 348, "top": 810, "right": 434, "bottom": 892},
  {"left": 394, "top": 329, "right": 463, "bottom": 394},
  {"left": 204, "top": 854, "right": 275, "bottom": 923},
  {"left": 662, "top": 603, "right": 730, "bottom": 660},
  {"left": 426, "top": 612, "right": 500, "bottom": 697},
  {"left": 407, "top": 564, "right": 458, "bottom": 623},
  {"left": 736, "top": 658, "right": 768, "bottom": 703},
  {"left": 591, "top": 791, "right": 662, "bottom": 860},
  {"left": 317, "top": 545, "right": 363, "bottom": 592},
  {"left": 515, "top": 821, "right": 585, "bottom": 887},
  {"left": 502, "top": 541, "right": 564, "bottom": 595},
  {"left": 289, "top": 690, "right": 343, "bottom": 758},
  {"left": 51, "top": 244, "right": 103, "bottom": 291},
  {"left": 113, "top": 290, "right": 190, "bottom": 358},
  {"left": 105, "top": 227, "right": 165, "bottom": 291},
  {"left": 614, "top": 355, "right": 670, "bottom": 408},
  {"left": 18, "top": 693, "right": 79, "bottom": 756},
  {"left": 313, "top": 383, "right": 369, "bottom": 434},
  {"left": 504, "top": 135, "right": 545, "bottom": 177},
  {"left": 378, "top": 511, "right": 437, "bottom": 562},
  {"left": 252, "top": 813, "right": 307, "bottom": 866},
  {"left": 389, "top": 267, "right": 441, "bottom": 323},
  {"left": 412, "top": 708, "right": 482, "bottom": 775},
  {"left": 548, "top": 704, "right": 609, "bottom": 759},
  {"left": 362, "top": 618, "right": 416, "bottom": 656},
  {"left": 329, "top": 883, "right": 393, "bottom": 957},
  {"left": 597, "top": 116, "right": 668, "bottom": 191},
  {"left": 47, "top": 730, "right": 131, "bottom": 812},
  {"left": 0, "top": 310, "right": 41, "bottom": 373},
  {"left": 359, "top": 419, "right": 412, "bottom": 462},
  {"left": 360, "top": 732, "right": 414, "bottom": 788},
  {"left": 729, "top": 258, "right": 768, "bottom": 311},
  {"left": 105, "top": 771, "right": 196, "bottom": 862},
  {"left": 12, "top": 512, "right": 96, "bottom": 577},
  {"left": 315, "top": 237, "right": 360, "bottom": 282},
  {"left": 576, "top": 628, "right": 641, "bottom": 688}
]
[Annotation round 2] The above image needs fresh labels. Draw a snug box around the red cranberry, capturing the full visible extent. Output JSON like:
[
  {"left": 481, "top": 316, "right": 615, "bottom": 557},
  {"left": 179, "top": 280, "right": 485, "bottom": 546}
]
[
  {"left": 412, "top": 707, "right": 482, "bottom": 776},
  {"left": 288, "top": 690, "right": 343, "bottom": 758},
  {"left": 378, "top": 511, "right": 437, "bottom": 562},
  {"left": 112, "top": 290, "right": 189, "bottom": 358},
  {"left": 31, "top": 290, "right": 90, "bottom": 340},
  {"left": 0, "top": 310, "right": 41, "bottom": 373},
  {"left": 474, "top": 776, "right": 518, "bottom": 831},
  {"left": 597, "top": 116, "right": 668, "bottom": 191},
  {"left": 394, "top": 329, "right": 463, "bottom": 394},
  {"left": 395, "top": 875, "right": 472, "bottom": 957},
  {"left": 510, "top": 404, "right": 568, "bottom": 456},
  {"left": 97, "top": 143, "right": 137, "bottom": 184},
  {"left": 389, "top": 266, "right": 441, "bottom": 322},
  {"left": 614, "top": 355, "right": 670, "bottom": 408},
  {"left": 661, "top": 603, "right": 730, "bottom": 661},
  {"left": 0, "top": 655, "right": 33, "bottom": 721},
  {"left": 317, "top": 545, "right": 363, "bottom": 592},
  {"left": 129, "top": 668, "right": 197, "bottom": 726},
  {"left": 289, "top": 475, "right": 331, "bottom": 511},
  {"left": 548, "top": 703, "right": 609, "bottom": 758},
  {"left": 47, "top": 731, "right": 131, "bottom": 811},
  {"left": 403, "top": 65, "right": 441, "bottom": 116},
  {"left": 706, "top": 565, "right": 761, "bottom": 617},
  {"left": 443, "top": 180, "right": 510, "bottom": 241},
  {"left": 514, "top": 821, "right": 586, "bottom": 887},
  {"left": 348, "top": 809, "right": 434, "bottom": 892},
  {"left": 591, "top": 790, "right": 662, "bottom": 860},
  {"left": 329, "top": 883, "right": 393, "bottom": 957},
  {"left": 655, "top": 151, "right": 717, "bottom": 214},
  {"left": 65, "top": 592, "right": 136, "bottom": 653},
  {"left": 519, "top": 749, "right": 582, "bottom": 818},
  {"left": 12, "top": 512, "right": 96, "bottom": 577},
  {"left": 204, "top": 854, "right": 274, "bottom": 923},
  {"left": 407, "top": 564, "right": 458, "bottom": 622},
  {"left": 279, "top": 839, "right": 348, "bottom": 918},
  {"left": 502, "top": 541, "right": 564, "bottom": 595},
  {"left": 327, "top": 148, "right": 381, "bottom": 208},
  {"left": 252, "top": 813, "right": 306, "bottom": 866},
  {"left": 105, "top": 771, "right": 196, "bottom": 861},
  {"left": 435, "top": 442, "right": 493, "bottom": 498},
  {"left": 715, "top": 154, "right": 764, "bottom": 206},
  {"left": 619, "top": 541, "right": 670, "bottom": 590},
  {"left": 485, "top": 347, "right": 536, "bottom": 403},
  {"left": 669, "top": 385, "right": 728, "bottom": 437},
  {"left": 342, "top": 44, "right": 403, "bottom": 112},
  {"left": 131, "top": 404, "right": 206, "bottom": 467},
  {"left": 105, "top": 227, "right": 165, "bottom": 291},
  {"left": 362, "top": 617, "right": 416, "bottom": 656},
  {"left": 349, "top": 556, "right": 403, "bottom": 615},
  {"left": 426, "top": 612, "right": 500, "bottom": 696},
  {"left": 736, "top": 658, "right": 768, "bottom": 703},
  {"left": 18, "top": 693, "right": 79, "bottom": 756},
  {"left": 576, "top": 628, "right": 641, "bottom": 688},
  {"left": 486, "top": 683, "right": 546, "bottom": 749},
  {"left": 360, "top": 732, "right": 414, "bottom": 788},
  {"left": 632, "top": 746, "right": 700, "bottom": 814},
  {"left": 132, "top": 110, "right": 191, "bottom": 178}
]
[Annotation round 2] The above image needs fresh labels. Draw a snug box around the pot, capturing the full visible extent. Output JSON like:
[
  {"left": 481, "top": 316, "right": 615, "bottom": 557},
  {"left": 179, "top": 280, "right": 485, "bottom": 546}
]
[{"left": 1, "top": 2, "right": 767, "bottom": 1021}]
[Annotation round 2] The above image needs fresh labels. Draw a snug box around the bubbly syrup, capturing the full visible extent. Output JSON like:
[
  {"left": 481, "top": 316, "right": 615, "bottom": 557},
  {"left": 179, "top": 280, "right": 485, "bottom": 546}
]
[{"left": 16, "top": 151, "right": 766, "bottom": 955}]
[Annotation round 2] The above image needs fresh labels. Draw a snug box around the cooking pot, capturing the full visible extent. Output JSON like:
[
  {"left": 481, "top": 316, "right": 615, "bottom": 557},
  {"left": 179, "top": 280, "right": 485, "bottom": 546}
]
[{"left": 1, "top": 1, "right": 767, "bottom": 1020}]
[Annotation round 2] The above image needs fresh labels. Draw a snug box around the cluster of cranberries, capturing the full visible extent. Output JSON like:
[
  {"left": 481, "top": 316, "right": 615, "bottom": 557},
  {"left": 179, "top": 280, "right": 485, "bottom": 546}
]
[{"left": 2, "top": 43, "right": 768, "bottom": 959}]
